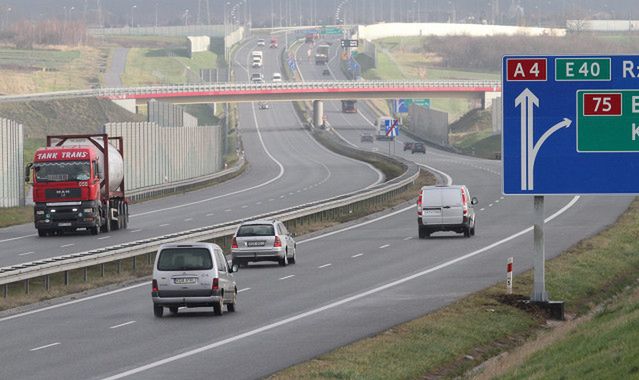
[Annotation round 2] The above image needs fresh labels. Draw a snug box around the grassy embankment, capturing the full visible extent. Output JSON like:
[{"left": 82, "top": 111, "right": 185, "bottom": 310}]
[{"left": 270, "top": 198, "right": 639, "bottom": 380}]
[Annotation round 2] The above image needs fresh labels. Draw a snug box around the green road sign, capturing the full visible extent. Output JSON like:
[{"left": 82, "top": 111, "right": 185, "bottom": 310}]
[
  {"left": 556, "top": 58, "right": 611, "bottom": 81},
  {"left": 577, "top": 90, "right": 639, "bottom": 152},
  {"left": 321, "top": 27, "right": 343, "bottom": 35},
  {"left": 405, "top": 99, "right": 431, "bottom": 108}
]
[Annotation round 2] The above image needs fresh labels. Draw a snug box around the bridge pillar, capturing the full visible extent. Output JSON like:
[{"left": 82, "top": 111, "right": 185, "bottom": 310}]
[{"left": 313, "top": 100, "right": 324, "bottom": 128}]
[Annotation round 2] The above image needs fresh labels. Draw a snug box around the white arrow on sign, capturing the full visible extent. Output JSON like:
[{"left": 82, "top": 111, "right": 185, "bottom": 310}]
[{"left": 515, "top": 88, "right": 572, "bottom": 191}]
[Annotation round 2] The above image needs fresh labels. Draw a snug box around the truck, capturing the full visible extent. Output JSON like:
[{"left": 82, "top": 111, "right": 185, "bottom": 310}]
[
  {"left": 375, "top": 116, "right": 398, "bottom": 141},
  {"left": 341, "top": 100, "right": 357, "bottom": 113},
  {"left": 315, "top": 44, "right": 330, "bottom": 65},
  {"left": 25, "top": 134, "right": 128, "bottom": 236}
]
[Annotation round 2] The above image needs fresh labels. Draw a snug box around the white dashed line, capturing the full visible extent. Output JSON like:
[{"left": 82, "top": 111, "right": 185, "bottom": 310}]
[
  {"left": 18, "top": 251, "right": 34, "bottom": 256},
  {"left": 241, "top": 205, "right": 248, "bottom": 209},
  {"left": 255, "top": 202, "right": 262, "bottom": 205},
  {"left": 280, "top": 195, "right": 285, "bottom": 198},
  {"left": 159, "top": 224, "right": 170, "bottom": 227},
  {"left": 60, "top": 243, "right": 75, "bottom": 247},
  {"left": 238, "top": 288, "right": 251, "bottom": 293},
  {"left": 318, "top": 263, "right": 332, "bottom": 269},
  {"left": 225, "top": 209, "right": 232, "bottom": 212},
  {"left": 403, "top": 236, "right": 413, "bottom": 241},
  {"left": 130, "top": 229, "right": 142, "bottom": 233},
  {"left": 379, "top": 244, "right": 390, "bottom": 249},
  {"left": 269, "top": 199, "right": 275, "bottom": 202},
  {"left": 500, "top": 196, "right": 505, "bottom": 200},
  {"left": 351, "top": 253, "right": 363, "bottom": 258},
  {"left": 30, "top": 342, "right": 60, "bottom": 352},
  {"left": 480, "top": 208, "right": 485, "bottom": 211},
  {"left": 206, "top": 213, "right": 215, "bottom": 217},
  {"left": 184, "top": 218, "right": 193, "bottom": 222},
  {"left": 489, "top": 204, "right": 494, "bottom": 207},
  {"left": 495, "top": 200, "right": 500, "bottom": 204},
  {"left": 110, "top": 321, "right": 136, "bottom": 329},
  {"left": 97, "top": 236, "right": 111, "bottom": 240},
  {"left": 289, "top": 192, "right": 294, "bottom": 196},
  {"left": 279, "top": 275, "right": 295, "bottom": 280}
]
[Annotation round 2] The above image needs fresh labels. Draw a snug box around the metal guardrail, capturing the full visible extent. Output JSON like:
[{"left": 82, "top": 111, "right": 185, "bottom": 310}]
[
  {"left": 0, "top": 158, "right": 419, "bottom": 288},
  {"left": 0, "top": 80, "right": 502, "bottom": 104}
]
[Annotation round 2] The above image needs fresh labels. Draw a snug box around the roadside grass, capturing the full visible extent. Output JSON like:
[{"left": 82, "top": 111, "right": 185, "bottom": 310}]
[
  {"left": 0, "top": 46, "right": 102, "bottom": 94},
  {"left": 270, "top": 199, "right": 639, "bottom": 380},
  {"left": 121, "top": 48, "right": 219, "bottom": 86},
  {"left": 0, "top": 207, "right": 33, "bottom": 228}
]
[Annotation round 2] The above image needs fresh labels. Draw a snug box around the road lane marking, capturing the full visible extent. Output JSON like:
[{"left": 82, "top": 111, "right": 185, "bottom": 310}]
[
  {"left": 102, "top": 196, "right": 581, "bottom": 380},
  {"left": 238, "top": 288, "right": 251, "bottom": 293},
  {"left": 489, "top": 204, "right": 494, "bottom": 207},
  {"left": 60, "top": 244, "right": 75, "bottom": 248},
  {"left": 241, "top": 205, "right": 248, "bottom": 209},
  {"left": 159, "top": 224, "right": 170, "bottom": 227},
  {"left": 110, "top": 321, "right": 136, "bottom": 329},
  {"left": 18, "top": 252, "right": 34, "bottom": 256},
  {"left": 403, "top": 236, "right": 413, "bottom": 241},
  {"left": 351, "top": 253, "right": 363, "bottom": 258},
  {"left": 224, "top": 209, "right": 232, "bottom": 212},
  {"left": 279, "top": 275, "right": 295, "bottom": 280},
  {"left": 0, "top": 234, "right": 36, "bottom": 244},
  {"left": 129, "top": 229, "right": 142, "bottom": 233},
  {"left": 255, "top": 202, "right": 262, "bottom": 205},
  {"left": 379, "top": 244, "right": 390, "bottom": 249},
  {"left": 495, "top": 200, "right": 500, "bottom": 203},
  {"left": 480, "top": 208, "right": 485, "bottom": 211},
  {"left": 318, "top": 263, "right": 332, "bottom": 269},
  {"left": 206, "top": 213, "right": 215, "bottom": 217},
  {"left": 184, "top": 218, "right": 193, "bottom": 222},
  {"left": 30, "top": 342, "right": 60, "bottom": 352},
  {"left": 97, "top": 236, "right": 111, "bottom": 240}
]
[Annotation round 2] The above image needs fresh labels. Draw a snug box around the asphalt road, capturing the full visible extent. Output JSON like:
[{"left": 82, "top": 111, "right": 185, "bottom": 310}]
[
  {"left": 0, "top": 37, "right": 381, "bottom": 268},
  {"left": 0, "top": 35, "right": 633, "bottom": 380}
]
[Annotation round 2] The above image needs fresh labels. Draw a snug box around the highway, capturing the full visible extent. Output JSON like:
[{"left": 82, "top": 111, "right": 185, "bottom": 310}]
[
  {"left": 0, "top": 35, "right": 633, "bottom": 380},
  {"left": 0, "top": 37, "right": 382, "bottom": 268}
]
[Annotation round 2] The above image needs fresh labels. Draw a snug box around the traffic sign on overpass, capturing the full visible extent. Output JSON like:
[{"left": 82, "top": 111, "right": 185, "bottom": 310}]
[{"left": 502, "top": 55, "right": 639, "bottom": 194}]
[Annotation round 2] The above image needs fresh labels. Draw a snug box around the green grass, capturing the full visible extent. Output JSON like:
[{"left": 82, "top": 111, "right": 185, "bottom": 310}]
[
  {"left": 121, "top": 48, "right": 220, "bottom": 86},
  {"left": 361, "top": 50, "right": 406, "bottom": 80},
  {"left": 0, "top": 48, "right": 81, "bottom": 70},
  {"left": 271, "top": 198, "right": 639, "bottom": 380},
  {"left": 0, "top": 206, "right": 33, "bottom": 228}
]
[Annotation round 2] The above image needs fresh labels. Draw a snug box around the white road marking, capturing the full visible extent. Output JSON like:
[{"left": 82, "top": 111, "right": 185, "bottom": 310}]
[
  {"left": 159, "top": 224, "right": 170, "bottom": 227},
  {"left": 280, "top": 195, "right": 285, "bottom": 198},
  {"left": 184, "top": 218, "right": 193, "bottom": 222},
  {"left": 30, "top": 342, "right": 60, "bottom": 352},
  {"left": 241, "top": 205, "right": 248, "bottom": 209},
  {"left": 18, "top": 251, "right": 34, "bottom": 256},
  {"left": 495, "top": 200, "right": 500, "bottom": 203},
  {"left": 480, "top": 208, "right": 485, "bottom": 211},
  {"left": 110, "top": 321, "right": 136, "bottom": 329},
  {"left": 224, "top": 209, "right": 232, "bottom": 212},
  {"left": 279, "top": 275, "right": 295, "bottom": 280},
  {"left": 289, "top": 192, "right": 294, "bottom": 195},
  {"left": 403, "top": 236, "right": 413, "bottom": 241},
  {"left": 60, "top": 243, "right": 75, "bottom": 248},
  {"left": 206, "top": 213, "right": 215, "bottom": 217},
  {"left": 379, "top": 244, "right": 390, "bottom": 249},
  {"left": 129, "top": 229, "right": 142, "bottom": 233},
  {"left": 269, "top": 199, "right": 274, "bottom": 202},
  {"left": 0, "top": 234, "right": 36, "bottom": 244},
  {"left": 102, "top": 196, "right": 581, "bottom": 380},
  {"left": 416, "top": 163, "right": 453, "bottom": 186},
  {"left": 351, "top": 253, "right": 363, "bottom": 258},
  {"left": 318, "top": 263, "right": 332, "bottom": 269},
  {"left": 237, "top": 288, "right": 251, "bottom": 293},
  {"left": 97, "top": 236, "right": 111, "bottom": 240},
  {"left": 500, "top": 196, "right": 505, "bottom": 200},
  {"left": 489, "top": 204, "right": 494, "bottom": 207},
  {"left": 255, "top": 202, "right": 262, "bottom": 205}
]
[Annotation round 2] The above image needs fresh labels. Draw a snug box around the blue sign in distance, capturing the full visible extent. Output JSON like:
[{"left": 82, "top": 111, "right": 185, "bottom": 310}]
[
  {"left": 502, "top": 55, "right": 639, "bottom": 195},
  {"left": 394, "top": 99, "right": 409, "bottom": 113},
  {"left": 385, "top": 119, "right": 399, "bottom": 137}
]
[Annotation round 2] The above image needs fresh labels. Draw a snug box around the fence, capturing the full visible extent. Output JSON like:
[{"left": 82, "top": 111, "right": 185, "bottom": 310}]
[
  {"left": 89, "top": 24, "right": 227, "bottom": 37},
  {"left": 0, "top": 118, "right": 24, "bottom": 207},
  {"left": 147, "top": 100, "right": 197, "bottom": 127},
  {"left": 407, "top": 104, "right": 449, "bottom": 146},
  {"left": 103, "top": 122, "right": 223, "bottom": 197}
]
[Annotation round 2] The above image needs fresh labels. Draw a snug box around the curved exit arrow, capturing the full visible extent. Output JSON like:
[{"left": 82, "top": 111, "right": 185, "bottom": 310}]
[{"left": 528, "top": 118, "right": 573, "bottom": 189}]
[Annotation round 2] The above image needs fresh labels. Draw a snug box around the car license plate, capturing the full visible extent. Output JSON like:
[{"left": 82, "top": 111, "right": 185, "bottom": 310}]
[
  {"left": 174, "top": 278, "right": 197, "bottom": 285},
  {"left": 247, "top": 241, "right": 265, "bottom": 247},
  {"left": 58, "top": 222, "right": 72, "bottom": 227}
]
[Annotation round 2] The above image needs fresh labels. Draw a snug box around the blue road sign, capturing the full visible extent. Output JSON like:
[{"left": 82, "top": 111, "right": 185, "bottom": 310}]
[
  {"left": 385, "top": 119, "right": 399, "bottom": 137},
  {"left": 394, "top": 99, "right": 409, "bottom": 113},
  {"left": 502, "top": 55, "right": 639, "bottom": 195}
]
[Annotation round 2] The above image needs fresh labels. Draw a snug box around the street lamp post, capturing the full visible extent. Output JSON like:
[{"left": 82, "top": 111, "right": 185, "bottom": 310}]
[{"left": 130, "top": 5, "right": 137, "bottom": 27}]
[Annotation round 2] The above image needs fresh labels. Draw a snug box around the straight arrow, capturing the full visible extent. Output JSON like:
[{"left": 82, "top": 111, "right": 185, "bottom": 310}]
[{"left": 515, "top": 88, "right": 539, "bottom": 190}]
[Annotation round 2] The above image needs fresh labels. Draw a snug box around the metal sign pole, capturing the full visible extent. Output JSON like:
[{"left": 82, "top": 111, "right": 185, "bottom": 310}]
[{"left": 532, "top": 195, "right": 548, "bottom": 302}]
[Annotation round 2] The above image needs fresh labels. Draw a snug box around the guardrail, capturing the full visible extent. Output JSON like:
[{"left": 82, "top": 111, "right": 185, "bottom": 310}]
[
  {"left": 0, "top": 80, "right": 502, "bottom": 104},
  {"left": 0, "top": 156, "right": 419, "bottom": 297}
]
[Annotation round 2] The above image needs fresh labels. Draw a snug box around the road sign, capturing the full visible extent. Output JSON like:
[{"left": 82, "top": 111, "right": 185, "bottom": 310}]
[
  {"left": 394, "top": 99, "right": 409, "bottom": 113},
  {"left": 385, "top": 119, "right": 399, "bottom": 137},
  {"left": 502, "top": 55, "right": 639, "bottom": 194},
  {"left": 321, "top": 26, "right": 343, "bottom": 35},
  {"left": 341, "top": 39, "right": 358, "bottom": 48}
]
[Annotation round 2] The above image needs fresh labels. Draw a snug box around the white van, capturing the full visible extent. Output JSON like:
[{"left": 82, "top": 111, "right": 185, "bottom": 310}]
[
  {"left": 151, "top": 242, "right": 238, "bottom": 317},
  {"left": 252, "top": 56, "right": 263, "bottom": 68},
  {"left": 251, "top": 50, "right": 263, "bottom": 59},
  {"left": 272, "top": 72, "right": 282, "bottom": 82},
  {"left": 417, "top": 185, "right": 478, "bottom": 238}
]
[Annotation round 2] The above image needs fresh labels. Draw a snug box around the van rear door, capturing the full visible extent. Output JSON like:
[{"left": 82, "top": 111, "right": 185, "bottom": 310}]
[
  {"left": 421, "top": 188, "right": 443, "bottom": 225},
  {"left": 441, "top": 188, "right": 464, "bottom": 225}
]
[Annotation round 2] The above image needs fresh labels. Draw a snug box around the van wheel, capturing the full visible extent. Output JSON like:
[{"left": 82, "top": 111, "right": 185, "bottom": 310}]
[
  {"left": 169, "top": 307, "right": 179, "bottom": 315},
  {"left": 418, "top": 227, "right": 429, "bottom": 239},
  {"left": 153, "top": 305, "right": 163, "bottom": 318},
  {"left": 227, "top": 291, "right": 237, "bottom": 312},
  {"left": 464, "top": 227, "right": 471, "bottom": 238},
  {"left": 289, "top": 248, "right": 296, "bottom": 264},
  {"left": 471, "top": 226, "right": 476, "bottom": 236},
  {"left": 213, "top": 298, "right": 224, "bottom": 316}
]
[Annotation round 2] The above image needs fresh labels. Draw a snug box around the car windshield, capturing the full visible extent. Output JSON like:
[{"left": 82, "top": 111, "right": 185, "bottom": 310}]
[
  {"left": 34, "top": 161, "right": 91, "bottom": 182},
  {"left": 237, "top": 224, "right": 275, "bottom": 237},
  {"left": 157, "top": 248, "right": 213, "bottom": 271}
]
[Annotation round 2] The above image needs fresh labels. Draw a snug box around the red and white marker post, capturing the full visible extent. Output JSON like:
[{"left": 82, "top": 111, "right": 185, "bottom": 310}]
[{"left": 506, "top": 257, "right": 513, "bottom": 294}]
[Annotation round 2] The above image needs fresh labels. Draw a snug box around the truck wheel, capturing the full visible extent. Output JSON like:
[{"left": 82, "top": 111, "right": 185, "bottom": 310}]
[
  {"left": 90, "top": 226, "right": 99, "bottom": 235},
  {"left": 122, "top": 203, "right": 128, "bottom": 229},
  {"left": 37, "top": 229, "right": 47, "bottom": 237}
]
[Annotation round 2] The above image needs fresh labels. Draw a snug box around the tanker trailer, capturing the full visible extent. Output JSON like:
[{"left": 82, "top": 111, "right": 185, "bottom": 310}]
[{"left": 25, "top": 134, "right": 128, "bottom": 236}]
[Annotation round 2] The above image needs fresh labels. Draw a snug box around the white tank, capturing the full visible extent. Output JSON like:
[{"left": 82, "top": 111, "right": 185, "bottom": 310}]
[{"left": 62, "top": 139, "right": 124, "bottom": 194}]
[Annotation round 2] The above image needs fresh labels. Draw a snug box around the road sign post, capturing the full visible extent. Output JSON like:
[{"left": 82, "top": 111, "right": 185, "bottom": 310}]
[{"left": 501, "top": 55, "right": 639, "bottom": 316}]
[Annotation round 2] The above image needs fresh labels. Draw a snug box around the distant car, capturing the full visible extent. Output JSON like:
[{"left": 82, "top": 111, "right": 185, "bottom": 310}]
[
  {"left": 403, "top": 142, "right": 414, "bottom": 151},
  {"left": 151, "top": 242, "right": 238, "bottom": 317},
  {"left": 272, "top": 72, "right": 282, "bottom": 82},
  {"left": 360, "top": 133, "right": 374, "bottom": 143},
  {"left": 232, "top": 219, "right": 296, "bottom": 267},
  {"left": 251, "top": 73, "right": 264, "bottom": 83},
  {"left": 257, "top": 39, "right": 266, "bottom": 47},
  {"left": 270, "top": 38, "right": 278, "bottom": 48},
  {"left": 322, "top": 68, "right": 330, "bottom": 76},
  {"left": 412, "top": 142, "right": 426, "bottom": 154},
  {"left": 258, "top": 102, "right": 270, "bottom": 110}
]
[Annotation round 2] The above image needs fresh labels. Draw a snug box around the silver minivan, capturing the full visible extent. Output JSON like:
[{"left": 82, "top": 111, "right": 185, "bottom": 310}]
[
  {"left": 417, "top": 185, "right": 478, "bottom": 238},
  {"left": 151, "top": 242, "right": 238, "bottom": 317},
  {"left": 231, "top": 219, "right": 296, "bottom": 267}
]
